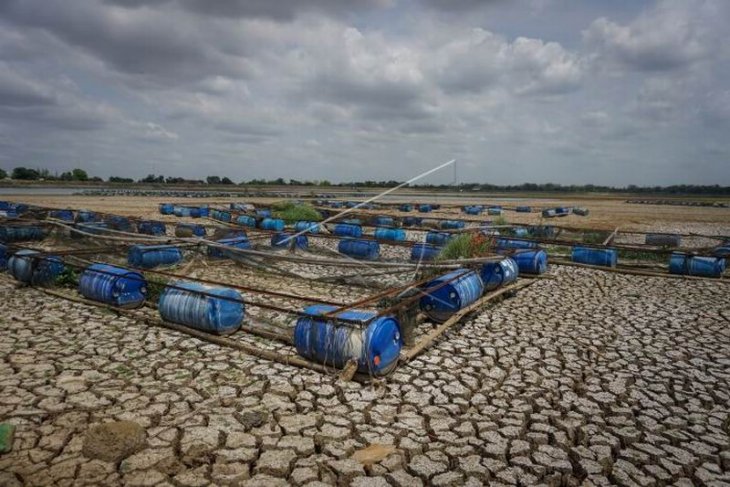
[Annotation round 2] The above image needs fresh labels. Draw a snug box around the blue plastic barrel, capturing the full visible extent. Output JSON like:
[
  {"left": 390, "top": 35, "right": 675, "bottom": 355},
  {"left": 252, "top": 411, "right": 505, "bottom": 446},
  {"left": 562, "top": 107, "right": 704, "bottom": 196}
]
[
  {"left": 515, "top": 206, "right": 531, "bottom": 213},
  {"left": 211, "top": 209, "right": 232, "bottom": 222},
  {"left": 571, "top": 247, "right": 618, "bottom": 267},
  {"left": 440, "top": 220, "right": 465, "bottom": 230},
  {"left": 573, "top": 208, "right": 589, "bottom": 216},
  {"left": 333, "top": 223, "right": 362, "bottom": 238},
  {"left": 331, "top": 202, "right": 344, "bottom": 209},
  {"left": 79, "top": 263, "right": 147, "bottom": 308},
  {"left": 8, "top": 250, "right": 64, "bottom": 285},
  {"left": 256, "top": 209, "right": 272, "bottom": 218},
  {"left": 0, "top": 225, "right": 46, "bottom": 242},
  {"left": 399, "top": 204, "right": 413, "bottom": 212},
  {"left": 510, "top": 249, "right": 548, "bottom": 275},
  {"left": 556, "top": 207, "right": 571, "bottom": 216},
  {"left": 259, "top": 218, "right": 285, "bottom": 232},
  {"left": 294, "top": 304, "right": 402, "bottom": 376},
  {"left": 107, "top": 215, "right": 132, "bottom": 232},
  {"left": 373, "top": 216, "right": 394, "bottom": 227},
  {"left": 128, "top": 245, "right": 183, "bottom": 269},
  {"left": 410, "top": 243, "right": 441, "bottom": 261},
  {"left": 0, "top": 201, "right": 9, "bottom": 210},
  {"left": 425, "top": 231, "right": 452, "bottom": 246},
  {"left": 189, "top": 207, "right": 202, "bottom": 218},
  {"left": 480, "top": 258, "right": 519, "bottom": 291},
  {"left": 513, "top": 228, "right": 529, "bottom": 238},
  {"left": 233, "top": 215, "right": 255, "bottom": 228},
  {"left": 645, "top": 233, "right": 681, "bottom": 247},
  {"left": 463, "top": 206, "right": 482, "bottom": 215},
  {"left": 418, "top": 204, "right": 432, "bottom": 213},
  {"left": 158, "top": 280, "right": 244, "bottom": 335},
  {"left": 374, "top": 228, "right": 406, "bottom": 242},
  {"left": 76, "top": 210, "right": 97, "bottom": 223},
  {"left": 496, "top": 238, "right": 538, "bottom": 250},
  {"left": 49, "top": 209, "right": 74, "bottom": 222},
  {"left": 669, "top": 254, "right": 725, "bottom": 278},
  {"left": 159, "top": 203, "right": 174, "bottom": 215},
  {"left": 175, "top": 223, "right": 206, "bottom": 238},
  {"left": 0, "top": 243, "right": 7, "bottom": 270},
  {"left": 402, "top": 217, "right": 422, "bottom": 227},
  {"left": 294, "top": 221, "right": 320, "bottom": 234},
  {"left": 487, "top": 207, "right": 502, "bottom": 216},
  {"left": 173, "top": 206, "right": 186, "bottom": 217},
  {"left": 542, "top": 209, "right": 557, "bottom": 218},
  {"left": 197, "top": 207, "right": 208, "bottom": 217},
  {"left": 420, "top": 269, "right": 484, "bottom": 323},
  {"left": 338, "top": 239, "right": 380, "bottom": 260},
  {"left": 137, "top": 221, "right": 166, "bottom": 236},
  {"left": 208, "top": 236, "right": 252, "bottom": 258},
  {"left": 271, "top": 233, "right": 308, "bottom": 250}
]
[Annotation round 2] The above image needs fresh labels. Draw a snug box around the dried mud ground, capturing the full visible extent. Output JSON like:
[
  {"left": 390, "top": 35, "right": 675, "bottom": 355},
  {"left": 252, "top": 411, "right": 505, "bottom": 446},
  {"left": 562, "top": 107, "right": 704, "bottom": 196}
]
[{"left": 1, "top": 265, "right": 729, "bottom": 486}]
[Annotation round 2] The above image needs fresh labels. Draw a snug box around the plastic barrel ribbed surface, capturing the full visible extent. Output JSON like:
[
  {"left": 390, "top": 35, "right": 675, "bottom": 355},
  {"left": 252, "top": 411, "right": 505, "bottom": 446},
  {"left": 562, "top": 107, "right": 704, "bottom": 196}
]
[
  {"left": 0, "top": 243, "right": 7, "bottom": 270},
  {"left": 374, "top": 228, "right": 406, "bottom": 242},
  {"left": 158, "top": 280, "right": 244, "bottom": 335},
  {"left": 128, "top": 245, "right": 183, "bottom": 269},
  {"left": 333, "top": 224, "right": 362, "bottom": 238},
  {"left": 208, "top": 236, "right": 252, "bottom": 258},
  {"left": 645, "top": 233, "right": 681, "bottom": 247},
  {"left": 0, "top": 226, "right": 46, "bottom": 242},
  {"left": 402, "top": 217, "right": 422, "bottom": 227},
  {"left": 294, "top": 221, "right": 320, "bottom": 234},
  {"left": 669, "top": 254, "right": 725, "bottom": 278},
  {"left": 496, "top": 238, "right": 538, "bottom": 250},
  {"left": 175, "top": 223, "right": 206, "bottom": 238},
  {"left": 571, "top": 247, "right": 618, "bottom": 267},
  {"left": 440, "top": 220, "right": 465, "bottom": 230},
  {"left": 294, "top": 304, "right": 402, "bottom": 376},
  {"left": 515, "top": 206, "right": 532, "bottom": 213},
  {"left": 410, "top": 243, "right": 441, "bottom": 261},
  {"left": 420, "top": 269, "right": 484, "bottom": 323},
  {"left": 79, "top": 263, "right": 147, "bottom": 308},
  {"left": 49, "top": 209, "right": 75, "bottom": 221},
  {"left": 234, "top": 215, "right": 255, "bottom": 228},
  {"left": 373, "top": 216, "right": 394, "bottom": 227},
  {"left": 8, "top": 250, "right": 64, "bottom": 285},
  {"left": 159, "top": 203, "right": 174, "bottom": 215},
  {"left": 399, "top": 204, "right": 413, "bottom": 212},
  {"left": 259, "top": 218, "right": 285, "bottom": 231},
  {"left": 271, "top": 233, "right": 309, "bottom": 250},
  {"left": 510, "top": 249, "right": 548, "bottom": 275},
  {"left": 137, "top": 221, "right": 166, "bottom": 236},
  {"left": 480, "top": 258, "right": 519, "bottom": 291},
  {"left": 338, "top": 239, "right": 380, "bottom": 260},
  {"left": 425, "top": 231, "right": 452, "bottom": 246}
]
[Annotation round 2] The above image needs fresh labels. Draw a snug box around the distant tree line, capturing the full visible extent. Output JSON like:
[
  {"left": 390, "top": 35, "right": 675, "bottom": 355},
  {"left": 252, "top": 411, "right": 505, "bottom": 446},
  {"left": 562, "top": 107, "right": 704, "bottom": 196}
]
[{"left": 1, "top": 166, "right": 729, "bottom": 194}]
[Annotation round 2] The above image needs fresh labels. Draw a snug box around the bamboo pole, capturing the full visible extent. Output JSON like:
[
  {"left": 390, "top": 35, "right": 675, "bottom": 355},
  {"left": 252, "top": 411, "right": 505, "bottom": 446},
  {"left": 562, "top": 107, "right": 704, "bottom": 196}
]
[{"left": 400, "top": 280, "right": 535, "bottom": 362}]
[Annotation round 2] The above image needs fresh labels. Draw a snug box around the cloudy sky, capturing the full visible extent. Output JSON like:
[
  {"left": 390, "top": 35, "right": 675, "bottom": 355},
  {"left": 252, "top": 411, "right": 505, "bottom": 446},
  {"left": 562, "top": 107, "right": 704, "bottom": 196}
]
[{"left": 0, "top": 0, "right": 728, "bottom": 185}]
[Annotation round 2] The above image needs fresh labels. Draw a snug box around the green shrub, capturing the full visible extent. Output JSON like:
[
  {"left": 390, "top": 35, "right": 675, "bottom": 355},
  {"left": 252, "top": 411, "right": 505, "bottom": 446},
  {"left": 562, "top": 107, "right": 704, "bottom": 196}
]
[
  {"left": 272, "top": 202, "right": 322, "bottom": 223},
  {"left": 438, "top": 233, "right": 495, "bottom": 260}
]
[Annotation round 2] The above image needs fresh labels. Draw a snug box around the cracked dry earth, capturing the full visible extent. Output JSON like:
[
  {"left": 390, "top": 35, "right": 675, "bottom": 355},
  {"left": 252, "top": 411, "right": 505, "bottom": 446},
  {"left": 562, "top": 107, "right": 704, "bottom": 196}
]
[{"left": 1, "top": 266, "right": 729, "bottom": 486}]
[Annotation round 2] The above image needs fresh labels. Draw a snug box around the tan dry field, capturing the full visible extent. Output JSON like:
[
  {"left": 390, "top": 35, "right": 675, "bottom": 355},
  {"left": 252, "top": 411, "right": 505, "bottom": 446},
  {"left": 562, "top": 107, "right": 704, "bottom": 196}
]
[{"left": 12, "top": 193, "right": 730, "bottom": 235}]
